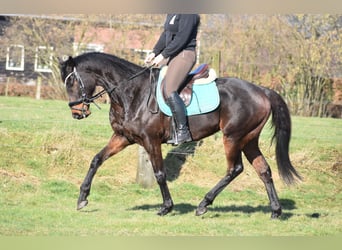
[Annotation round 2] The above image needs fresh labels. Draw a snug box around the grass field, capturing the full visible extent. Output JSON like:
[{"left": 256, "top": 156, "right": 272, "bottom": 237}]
[{"left": 0, "top": 96, "right": 341, "bottom": 236}]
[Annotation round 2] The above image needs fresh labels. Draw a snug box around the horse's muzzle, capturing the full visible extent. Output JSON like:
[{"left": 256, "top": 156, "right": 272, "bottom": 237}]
[{"left": 70, "top": 103, "right": 91, "bottom": 119}]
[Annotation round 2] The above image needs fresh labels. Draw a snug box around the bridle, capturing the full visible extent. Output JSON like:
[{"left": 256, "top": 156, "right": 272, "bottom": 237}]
[
  {"left": 64, "top": 67, "right": 95, "bottom": 118},
  {"left": 64, "top": 65, "right": 154, "bottom": 117}
]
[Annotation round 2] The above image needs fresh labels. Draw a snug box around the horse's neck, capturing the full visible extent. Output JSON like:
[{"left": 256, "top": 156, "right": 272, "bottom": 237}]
[{"left": 102, "top": 69, "right": 151, "bottom": 120}]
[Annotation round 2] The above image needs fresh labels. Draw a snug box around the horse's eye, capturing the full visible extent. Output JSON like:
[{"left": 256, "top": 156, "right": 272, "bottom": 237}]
[{"left": 67, "top": 77, "right": 74, "bottom": 87}]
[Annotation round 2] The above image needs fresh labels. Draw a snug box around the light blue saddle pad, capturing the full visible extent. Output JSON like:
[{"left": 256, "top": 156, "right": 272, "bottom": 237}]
[{"left": 156, "top": 67, "right": 220, "bottom": 117}]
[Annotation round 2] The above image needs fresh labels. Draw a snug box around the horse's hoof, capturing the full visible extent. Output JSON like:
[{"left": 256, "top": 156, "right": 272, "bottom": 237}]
[
  {"left": 157, "top": 206, "right": 173, "bottom": 216},
  {"left": 195, "top": 206, "right": 207, "bottom": 216},
  {"left": 77, "top": 200, "right": 88, "bottom": 210}
]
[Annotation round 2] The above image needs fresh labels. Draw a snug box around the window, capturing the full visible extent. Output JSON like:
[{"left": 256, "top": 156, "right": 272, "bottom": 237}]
[
  {"left": 73, "top": 43, "right": 104, "bottom": 55},
  {"left": 6, "top": 45, "right": 24, "bottom": 71},
  {"left": 133, "top": 49, "right": 152, "bottom": 64},
  {"left": 35, "top": 46, "right": 54, "bottom": 72}
]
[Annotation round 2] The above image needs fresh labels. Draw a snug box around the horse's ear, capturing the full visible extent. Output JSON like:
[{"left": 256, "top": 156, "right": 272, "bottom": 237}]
[
  {"left": 59, "top": 55, "right": 75, "bottom": 67},
  {"left": 59, "top": 55, "right": 75, "bottom": 74}
]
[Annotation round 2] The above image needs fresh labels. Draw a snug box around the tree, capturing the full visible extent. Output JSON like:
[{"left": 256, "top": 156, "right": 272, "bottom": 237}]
[
  {"left": 279, "top": 14, "right": 341, "bottom": 116},
  {"left": 1, "top": 15, "right": 84, "bottom": 99},
  {"left": 2, "top": 14, "right": 340, "bottom": 113},
  {"left": 199, "top": 14, "right": 341, "bottom": 117},
  {"left": 1, "top": 14, "right": 164, "bottom": 99}
]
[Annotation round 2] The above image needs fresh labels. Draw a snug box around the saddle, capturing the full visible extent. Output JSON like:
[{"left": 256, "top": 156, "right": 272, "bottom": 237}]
[
  {"left": 160, "top": 63, "right": 217, "bottom": 106},
  {"left": 156, "top": 64, "right": 219, "bottom": 117}
]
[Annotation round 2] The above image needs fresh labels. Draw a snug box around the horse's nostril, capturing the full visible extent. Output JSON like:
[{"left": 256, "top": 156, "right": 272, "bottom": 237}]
[
  {"left": 71, "top": 111, "right": 91, "bottom": 120},
  {"left": 72, "top": 113, "right": 83, "bottom": 120}
]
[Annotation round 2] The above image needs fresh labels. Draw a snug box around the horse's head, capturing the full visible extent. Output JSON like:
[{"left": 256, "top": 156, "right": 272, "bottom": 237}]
[{"left": 59, "top": 55, "right": 93, "bottom": 119}]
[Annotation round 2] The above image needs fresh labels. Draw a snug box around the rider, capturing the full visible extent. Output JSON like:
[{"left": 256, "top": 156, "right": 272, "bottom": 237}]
[{"left": 145, "top": 14, "right": 200, "bottom": 145}]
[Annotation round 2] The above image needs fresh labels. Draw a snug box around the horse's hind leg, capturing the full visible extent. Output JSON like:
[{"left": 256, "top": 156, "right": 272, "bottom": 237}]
[
  {"left": 196, "top": 137, "right": 244, "bottom": 216},
  {"left": 77, "top": 134, "right": 130, "bottom": 210},
  {"left": 243, "top": 138, "right": 282, "bottom": 218}
]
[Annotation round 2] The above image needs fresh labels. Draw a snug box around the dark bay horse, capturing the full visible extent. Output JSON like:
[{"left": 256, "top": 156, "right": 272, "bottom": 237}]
[{"left": 59, "top": 52, "right": 301, "bottom": 218}]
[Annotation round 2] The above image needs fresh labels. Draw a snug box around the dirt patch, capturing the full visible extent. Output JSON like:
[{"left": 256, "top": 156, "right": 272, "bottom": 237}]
[
  {"left": 332, "top": 160, "right": 342, "bottom": 174},
  {"left": 0, "top": 168, "right": 40, "bottom": 185}
]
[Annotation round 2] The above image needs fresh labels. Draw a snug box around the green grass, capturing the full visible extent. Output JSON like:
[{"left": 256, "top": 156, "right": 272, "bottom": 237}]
[{"left": 0, "top": 96, "right": 341, "bottom": 236}]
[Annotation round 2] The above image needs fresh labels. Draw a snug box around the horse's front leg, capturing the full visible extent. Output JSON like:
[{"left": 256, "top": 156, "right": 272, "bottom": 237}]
[
  {"left": 77, "top": 134, "right": 130, "bottom": 210},
  {"left": 145, "top": 143, "right": 173, "bottom": 216},
  {"left": 154, "top": 170, "right": 173, "bottom": 216}
]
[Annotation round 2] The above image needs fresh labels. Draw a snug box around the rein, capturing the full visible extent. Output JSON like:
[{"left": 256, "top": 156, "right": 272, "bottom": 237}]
[{"left": 65, "top": 65, "right": 154, "bottom": 113}]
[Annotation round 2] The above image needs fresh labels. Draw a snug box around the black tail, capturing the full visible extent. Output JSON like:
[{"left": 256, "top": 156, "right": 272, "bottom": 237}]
[{"left": 263, "top": 87, "right": 302, "bottom": 185}]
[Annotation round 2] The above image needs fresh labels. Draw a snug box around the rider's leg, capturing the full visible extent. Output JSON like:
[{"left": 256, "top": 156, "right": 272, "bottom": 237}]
[
  {"left": 164, "top": 50, "right": 196, "bottom": 145},
  {"left": 166, "top": 92, "right": 192, "bottom": 145},
  {"left": 163, "top": 50, "right": 196, "bottom": 97}
]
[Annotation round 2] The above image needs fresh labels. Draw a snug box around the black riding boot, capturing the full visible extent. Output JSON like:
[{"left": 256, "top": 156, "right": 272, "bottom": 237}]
[{"left": 166, "top": 92, "right": 192, "bottom": 145}]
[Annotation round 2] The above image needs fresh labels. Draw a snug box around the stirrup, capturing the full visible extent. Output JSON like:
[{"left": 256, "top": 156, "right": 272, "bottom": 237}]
[
  {"left": 175, "top": 129, "right": 192, "bottom": 145},
  {"left": 167, "top": 133, "right": 192, "bottom": 146},
  {"left": 167, "top": 118, "right": 192, "bottom": 146}
]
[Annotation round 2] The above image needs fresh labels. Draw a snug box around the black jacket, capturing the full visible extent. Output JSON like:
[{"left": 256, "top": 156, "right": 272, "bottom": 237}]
[{"left": 153, "top": 14, "right": 200, "bottom": 59}]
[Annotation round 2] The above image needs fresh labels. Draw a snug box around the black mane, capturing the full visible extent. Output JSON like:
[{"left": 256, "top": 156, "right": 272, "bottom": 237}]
[{"left": 74, "top": 52, "right": 144, "bottom": 76}]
